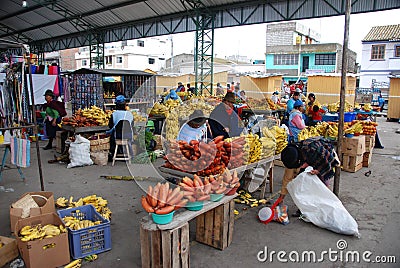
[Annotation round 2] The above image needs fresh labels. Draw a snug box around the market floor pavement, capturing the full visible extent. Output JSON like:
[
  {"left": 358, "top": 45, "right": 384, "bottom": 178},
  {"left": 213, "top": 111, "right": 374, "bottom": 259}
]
[{"left": 0, "top": 116, "right": 399, "bottom": 268}]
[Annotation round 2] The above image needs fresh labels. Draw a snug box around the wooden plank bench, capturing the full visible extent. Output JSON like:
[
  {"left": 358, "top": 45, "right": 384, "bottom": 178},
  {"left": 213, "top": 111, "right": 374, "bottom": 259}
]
[{"left": 140, "top": 194, "right": 237, "bottom": 268}]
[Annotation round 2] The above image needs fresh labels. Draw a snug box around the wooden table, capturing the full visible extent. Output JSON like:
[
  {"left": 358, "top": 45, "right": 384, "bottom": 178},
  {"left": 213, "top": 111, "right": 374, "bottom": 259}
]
[
  {"left": 159, "top": 155, "right": 279, "bottom": 199},
  {"left": 140, "top": 194, "right": 237, "bottom": 268}
]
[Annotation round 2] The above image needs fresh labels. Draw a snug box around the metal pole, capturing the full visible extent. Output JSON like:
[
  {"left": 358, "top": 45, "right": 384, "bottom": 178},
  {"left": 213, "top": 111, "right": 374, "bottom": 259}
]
[
  {"left": 28, "top": 56, "right": 45, "bottom": 191},
  {"left": 334, "top": 0, "right": 351, "bottom": 196}
]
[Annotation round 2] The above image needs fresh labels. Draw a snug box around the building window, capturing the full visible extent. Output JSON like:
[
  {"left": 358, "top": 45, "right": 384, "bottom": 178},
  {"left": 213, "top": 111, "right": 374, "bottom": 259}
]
[
  {"left": 148, "top": 58, "right": 155, "bottom": 64},
  {"left": 117, "top": 56, "right": 123, "bottom": 63},
  {"left": 395, "top": 45, "right": 400, "bottom": 57},
  {"left": 105, "top": 56, "right": 112, "bottom": 65},
  {"left": 273, "top": 54, "right": 298, "bottom": 65},
  {"left": 82, "top": 59, "right": 87, "bottom": 66},
  {"left": 137, "top": 40, "right": 144, "bottom": 47},
  {"left": 315, "top": 54, "right": 336, "bottom": 65},
  {"left": 371, "top": 45, "right": 385, "bottom": 60}
]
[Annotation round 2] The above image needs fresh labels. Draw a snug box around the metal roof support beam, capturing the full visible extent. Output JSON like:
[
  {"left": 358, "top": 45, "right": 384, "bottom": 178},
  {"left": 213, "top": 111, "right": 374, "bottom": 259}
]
[{"left": 89, "top": 33, "right": 104, "bottom": 69}]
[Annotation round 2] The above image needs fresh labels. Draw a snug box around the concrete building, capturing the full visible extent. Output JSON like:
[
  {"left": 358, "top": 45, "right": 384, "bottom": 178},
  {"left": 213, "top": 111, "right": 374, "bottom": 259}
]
[
  {"left": 265, "top": 22, "right": 357, "bottom": 84},
  {"left": 359, "top": 24, "right": 400, "bottom": 88},
  {"left": 75, "top": 37, "right": 169, "bottom": 72}
]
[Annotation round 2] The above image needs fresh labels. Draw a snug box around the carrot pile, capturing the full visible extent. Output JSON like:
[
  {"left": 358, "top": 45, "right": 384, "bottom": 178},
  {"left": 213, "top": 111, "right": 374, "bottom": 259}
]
[
  {"left": 141, "top": 182, "right": 188, "bottom": 214},
  {"left": 163, "top": 135, "right": 247, "bottom": 176},
  {"left": 141, "top": 169, "right": 240, "bottom": 214}
]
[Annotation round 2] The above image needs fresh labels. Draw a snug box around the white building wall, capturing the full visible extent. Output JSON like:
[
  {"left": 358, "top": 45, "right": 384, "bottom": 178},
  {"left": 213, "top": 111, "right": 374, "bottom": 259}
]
[{"left": 359, "top": 42, "right": 400, "bottom": 88}]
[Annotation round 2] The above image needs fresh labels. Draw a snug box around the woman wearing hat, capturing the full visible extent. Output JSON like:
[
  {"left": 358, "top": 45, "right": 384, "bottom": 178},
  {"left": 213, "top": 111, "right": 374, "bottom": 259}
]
[
  {"left": 278, "top": 137, "right": 340, "bottom": 215},
  {"left": 208, "top": 92, "right": 243, "bottom": 139},
  {"left": 42, "top": 89, "right": 63, "bottom": 150},
  {"left": 177, "top": 110, "right": 208, "bottom": 144},
  {"left": 288, "top": 99, "right": 306, "bottom": 143}
]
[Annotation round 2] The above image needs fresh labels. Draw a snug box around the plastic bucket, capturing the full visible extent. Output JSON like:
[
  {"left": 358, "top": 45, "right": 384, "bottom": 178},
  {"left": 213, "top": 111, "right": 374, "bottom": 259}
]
[
  {"left": 186, "top": 201, "right": 204, "bottom": 211},
  {"left": 151, "top": 211, "right": 174, "bottom": 225},
  {"left": 344, "top": 112, "right": 356, "bottom": 122},
  {"left": 210, "top": 193, "right": 224, "bottom": 202}
]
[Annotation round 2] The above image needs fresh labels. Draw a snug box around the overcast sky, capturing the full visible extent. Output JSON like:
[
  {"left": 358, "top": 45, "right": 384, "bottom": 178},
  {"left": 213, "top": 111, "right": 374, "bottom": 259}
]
[{"left": 171, "top": 9, "right": 400, "bottom": 63}]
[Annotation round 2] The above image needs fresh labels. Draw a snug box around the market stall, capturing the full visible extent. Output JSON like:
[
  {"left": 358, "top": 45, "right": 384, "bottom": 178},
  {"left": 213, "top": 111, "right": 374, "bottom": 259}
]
[
  {"left": 387, "top": 76, "right": 400, "bottom": 120},
  {"left": 307, "top": 73, "right": 357, "bottom": 104},
  {"left": 70, "top": 68, "right": 156, "bottom": 113}
]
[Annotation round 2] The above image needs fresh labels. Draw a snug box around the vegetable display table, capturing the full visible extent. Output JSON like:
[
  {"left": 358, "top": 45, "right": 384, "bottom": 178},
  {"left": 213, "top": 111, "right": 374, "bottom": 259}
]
[
  {"left": 158, "top": 155, "right": 278, "bottom": 199},
  {"left": 61, "top": 125, "right": 110, "bottom": 134},
  {"left": 140, "top": 194, "right": 237, "bottom": 268}
]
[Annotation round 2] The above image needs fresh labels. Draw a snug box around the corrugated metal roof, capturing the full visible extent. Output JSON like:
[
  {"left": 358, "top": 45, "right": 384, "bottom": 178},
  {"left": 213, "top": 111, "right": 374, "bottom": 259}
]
[
  {"left": 0, "top": 0, "right": 399, "bottom": 52},
  {"left": 362, "top": 24, "right": 400, "bottom": 42}
]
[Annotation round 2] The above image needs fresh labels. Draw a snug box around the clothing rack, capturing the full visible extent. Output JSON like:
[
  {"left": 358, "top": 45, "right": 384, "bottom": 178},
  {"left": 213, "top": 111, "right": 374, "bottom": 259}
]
[{"left": 0, "top": 40, "right": 45, "bottom": 190}]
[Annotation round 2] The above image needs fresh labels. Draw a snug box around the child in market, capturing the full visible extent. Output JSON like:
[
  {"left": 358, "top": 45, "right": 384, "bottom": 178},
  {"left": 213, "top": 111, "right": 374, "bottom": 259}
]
[{"left": 310, "top": 105, "right": 325, "bottom": 125}]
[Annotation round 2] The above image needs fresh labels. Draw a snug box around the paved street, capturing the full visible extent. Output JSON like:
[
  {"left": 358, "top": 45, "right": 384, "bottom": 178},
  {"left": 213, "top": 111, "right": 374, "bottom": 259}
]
[{"left": 0, "top": 116, "right": 399, "bottom": 268}]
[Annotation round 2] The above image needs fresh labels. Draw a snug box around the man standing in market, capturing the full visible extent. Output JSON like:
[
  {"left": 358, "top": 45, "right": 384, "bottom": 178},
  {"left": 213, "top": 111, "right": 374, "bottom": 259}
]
[
  {"left": 175, "top": 82, "right": 185, "bottom": 93},
  {"left": 42, "top": 89, "right": 66, "bottom": 150}
]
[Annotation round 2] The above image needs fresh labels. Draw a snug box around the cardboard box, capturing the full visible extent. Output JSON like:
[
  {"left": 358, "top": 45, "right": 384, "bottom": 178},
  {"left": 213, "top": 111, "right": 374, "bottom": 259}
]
[
  {"left": 0, "top": 236, "right": 19, "bottom": 267},
  {"left": 10, "top": 192, "right": 55, "bottom": 233},
  {"left": 363, "top": 152, "right": 372, "bottom": 167},
  {"left": 341, "top": 154, "right": 363, "bottom": 172},
  {"left": 364, "top": 135, "right": 375, "bottom": 153},
  {"left": 341, "top": 136, "right": 366, "bottom": 156},
  {"left": 15, "top": 213, "right": 70, "bottom": 268}
]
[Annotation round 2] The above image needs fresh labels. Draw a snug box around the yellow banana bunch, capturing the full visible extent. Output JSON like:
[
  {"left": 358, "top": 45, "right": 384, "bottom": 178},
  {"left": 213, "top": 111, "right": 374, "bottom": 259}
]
[
  {"left": 19, "top": 224, "right": 66, "bottom": 242},
  {"left": 63, "top": 216, "right": 102, "bottom": 231},
  {"left": 326, "top": 123, "right": 338, "bottom": 138},
  {"left": 243, "top": 133, "right": 262, "bottom": 164},
  {"left": 56, "top": 197, "right": 68, "bottom": 208},
  {"left": 344, "top": 122, "right": 363, "bottom": 134},
  {"left": 81, "top": 106, "right": 110, "bottom": 126},
  {"left": 271, "top": 126, "right": 288, "bottom": 154},
  {"left": 64, "top": 259, "right": 82, "bottom": 268},
  {"left": 56, "top": 195, "right": 111, "bottom": 220},
  {"left": 259, "top": 137, "right": 276, "bottom": 159}
]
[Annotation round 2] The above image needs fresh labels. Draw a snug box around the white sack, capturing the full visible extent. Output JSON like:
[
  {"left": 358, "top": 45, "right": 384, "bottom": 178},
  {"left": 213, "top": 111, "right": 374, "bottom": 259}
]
[
  {"left": 67, "top": 135, "right": 93, "bottom": 168},
  {"left": 287, "top": 167, "right": 360, "bottom": 236}
]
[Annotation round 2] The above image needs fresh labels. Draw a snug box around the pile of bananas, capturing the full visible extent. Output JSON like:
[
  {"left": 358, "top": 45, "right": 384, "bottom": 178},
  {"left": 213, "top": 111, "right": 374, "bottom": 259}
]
[
  {"left": 298, "top": 122, "right": 329, "bottom": 141},
  {"left": 19, "top": 224, "right": 66, "bottom": 242},
  {"left": 271, "top": 125, "right": 288, "bottom": 154},
  {"left": 56, "top": 195, "right": 111, "bottom": 220},
  {"left": 243, "top": 133, "right": 262, "bottom": 164},
  {"left": 344, "top": 122, "right": 363, "bottom": 134},
  {"left": 150, "top": 102, "right": 170, "bottom": 117},
  {"left": 363, "top": 103, "right": 372, "bottom": 111},
  {"left": 132, "top": 111, "right": 147, "bottom": 122},
  {"left": 165, "top": 112, "right": 179, "bottom": 140},
  {"left": 62, "top": 216, "right": 101, "bottom": 231},
  {"left": 326, "top": 123, "right": 338, "bottom": 138},
  {"left": 260, "top": 127, "right": 276, "bottom": 159},
  {"left": 267, "top": 98, "right": 277, "bottom": 110},
  {"left": 234, "top": 190, "right": 269, "bottom": 208},
  {"left": 326, "top": 101, "right": 353, "bottom": 113},
  {"left": 80, "top": 106, "right": 112, "bottom": 126}
]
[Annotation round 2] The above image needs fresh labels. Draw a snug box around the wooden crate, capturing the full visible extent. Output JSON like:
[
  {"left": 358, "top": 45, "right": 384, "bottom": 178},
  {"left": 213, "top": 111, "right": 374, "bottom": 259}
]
[
  {"left": 341, "top": 154, "right": 363, "bottom": 173},
  {"left": 196, "top": 200, "right": 235, "bottom": 250},
  {"left": 364, "top": 135, "right": 375, "bottom": 153},
  {"left": 362, "top": 152, "right": 372, "bottom": 167},
  {"left": 140, "top": 223, "right": 190, "bottom": 268},
  {"left": 341, "top": 135, "right": 366, "bottom": 156}
]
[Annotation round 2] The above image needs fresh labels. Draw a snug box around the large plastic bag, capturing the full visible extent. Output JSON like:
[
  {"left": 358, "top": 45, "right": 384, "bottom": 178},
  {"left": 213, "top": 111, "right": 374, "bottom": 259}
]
[
  {"left": 287, "top": 167, "right": 360, "bottom": 236},
  {"left": 67, "top": 135, "right": 93, "bottom": 168}
]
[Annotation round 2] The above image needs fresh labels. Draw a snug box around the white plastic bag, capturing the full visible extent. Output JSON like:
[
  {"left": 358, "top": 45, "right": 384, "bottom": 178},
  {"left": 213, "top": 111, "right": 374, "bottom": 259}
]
[
  {"left": 287, "top": 167, "right": 360, "bottom": 236},
  {"left": 67, "top": 135, "right": 93, "bottom": 168}
]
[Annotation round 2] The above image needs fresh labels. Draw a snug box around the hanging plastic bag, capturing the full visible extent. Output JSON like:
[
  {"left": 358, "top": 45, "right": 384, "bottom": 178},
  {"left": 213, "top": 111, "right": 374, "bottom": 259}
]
[
  {"left": 287, "top": 167, "right": 360, "bottom": 236},
  {"left": 67, "top": 135, "right": 93, "bottom": 168},
  {"left": 10, "top": 134, "right": 31, "bottom": 168}
]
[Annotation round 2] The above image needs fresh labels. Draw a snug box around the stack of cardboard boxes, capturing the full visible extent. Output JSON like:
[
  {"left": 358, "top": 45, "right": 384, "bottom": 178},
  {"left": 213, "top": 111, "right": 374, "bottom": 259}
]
[
  {"left": 341, "top": 135, "right": 366, "bottom": 172},
  {"left": 7, "top": 191, "right": 71, "bottom": 268}
]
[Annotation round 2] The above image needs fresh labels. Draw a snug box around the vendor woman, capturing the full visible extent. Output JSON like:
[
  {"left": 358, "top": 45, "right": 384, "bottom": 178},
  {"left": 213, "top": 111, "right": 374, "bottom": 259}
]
[{"left": 42, "top": 89, "right": 63, "bottom": 150}]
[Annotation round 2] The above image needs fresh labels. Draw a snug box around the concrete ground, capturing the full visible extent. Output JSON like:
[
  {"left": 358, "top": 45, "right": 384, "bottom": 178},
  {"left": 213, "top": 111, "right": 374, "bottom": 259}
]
[{"left": 0, "top": 116, "right": 399, "bottom": 268}]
